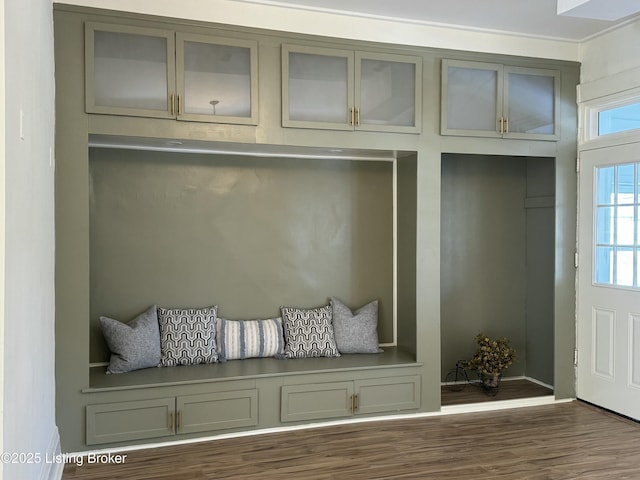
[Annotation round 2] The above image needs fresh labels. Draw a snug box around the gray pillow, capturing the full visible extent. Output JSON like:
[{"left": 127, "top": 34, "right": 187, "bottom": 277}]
[
  {"left": 330, "top": 297, "right": 382, "bottom": 354},
  {"left": 100, "top": 305, "right": 161, "bottom": 374}
]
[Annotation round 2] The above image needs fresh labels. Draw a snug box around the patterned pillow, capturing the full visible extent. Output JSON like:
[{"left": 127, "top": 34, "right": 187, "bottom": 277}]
[
  {"left": 157, "top": 306, "right": 218, "bottom": 367},
  {"left": 280, "top": 304, "right": 340, "bottom": 359},
  {"left": 100, "top": 305, "right": 161, "bottom": 374},
  {"left": 331, "top": 297, "right": 382, "bottom": 354},
  {"left": 217, "top": 317, "right": 285, "bottom": 362}
]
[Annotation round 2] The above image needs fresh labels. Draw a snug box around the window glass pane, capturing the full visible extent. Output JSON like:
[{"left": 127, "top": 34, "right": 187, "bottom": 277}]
[
  {"left": 596, "top": 166, "right": 615, "bottom": 205},
  {"left": 616, "top": 248, "right": 634, "bottom": 286},
  {"left": 595, "top": 246, "right": 614, "bottom": 284},
  {"left": 595, "top": 163, "right": 640, "bottom": 288},
  {"left": 596, "top": 207, "right": 614, "bottom": 245},
  {"left": 94, "top": 30, "right": 168, "bottom": 111},
  {"left": 637, "top": 206, "right": 640, "bottom": 245},
  {"left": 617, "top": 206, "right": 635, "bottom": 245},
  {"left": 446, "top": 66, "right": 497, "bottom": 131},
  {"left": 507, "top": 73, "right": 554, "bottom": 134},
  {"left": 616, "top": 163, "right": 635, "bottom": 204},
  {"left": 183, "top": 41, "right": 251, "bottom": 117},
  {"left": 360, "top": 59, "right": 415, "bottom": 127},
  {"left": 288, "top": 52, "right": 348, "bottom": 123},
  {"left": 598, "top": 102, "right": 640, "bottom": 136}
]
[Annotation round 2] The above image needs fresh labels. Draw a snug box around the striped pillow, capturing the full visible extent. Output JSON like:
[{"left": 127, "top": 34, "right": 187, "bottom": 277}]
[{"left": 217, "top": 317, "right": 285, "bottom": 362}]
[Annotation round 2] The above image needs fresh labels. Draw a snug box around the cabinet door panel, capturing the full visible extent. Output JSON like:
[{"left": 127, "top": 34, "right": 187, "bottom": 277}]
[
  {"left": 281, "top": 382, "right": 353, "bottom": 422},
  {"left": 505, "top": 67, "right": 559, "bottom": 140},
  {"left": 85, "top": 23, "right": 175, "bottom": 118},
  {"left": 355, "top": 376, "right": 421, "bottom": 415},
  {"left": 176, "top": 34, "right": 258, "bottom": 125},
  {"left": 177, "top": 390, "right": 258, "bottom": 434},
  {"left": 86, "top": 398, "right": 174, "bottom": 445},
  {"left": 282, "top": 45, "right": 354, "bottom": 130},
  {"left": 441, "top": 59, "right": 502, "bottom": 137},
  {"left": 357, "top": 52, "right": 422, "bottom": 133}
]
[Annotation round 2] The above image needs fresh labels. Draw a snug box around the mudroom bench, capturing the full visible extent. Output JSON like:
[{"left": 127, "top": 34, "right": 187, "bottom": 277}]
[{"left": 82, "top": 347, "right": 423, "bottom": 447}]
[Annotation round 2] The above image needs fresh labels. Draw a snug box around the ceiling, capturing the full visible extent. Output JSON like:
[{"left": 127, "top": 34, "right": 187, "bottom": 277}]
[{"left": 232, "top": 0, "right": 640, "bottom": 41}]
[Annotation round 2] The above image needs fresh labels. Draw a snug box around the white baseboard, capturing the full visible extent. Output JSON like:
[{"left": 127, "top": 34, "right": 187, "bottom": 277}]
[
  {"left": 39, "top": 426, "right": 64, "bottom": 480},
  {"left": 64, "top": 397, "right": 575, "bottom": 458}
]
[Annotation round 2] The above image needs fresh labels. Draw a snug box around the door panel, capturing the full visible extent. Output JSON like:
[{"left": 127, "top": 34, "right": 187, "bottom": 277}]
[{"left": 577, "top": 142, "right": 640, "bottom": 420}]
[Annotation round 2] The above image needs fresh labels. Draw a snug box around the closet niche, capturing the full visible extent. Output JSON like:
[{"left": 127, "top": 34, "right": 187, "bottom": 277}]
[{"left": 440, "top": 154, "right": 555, "bottom": 390}]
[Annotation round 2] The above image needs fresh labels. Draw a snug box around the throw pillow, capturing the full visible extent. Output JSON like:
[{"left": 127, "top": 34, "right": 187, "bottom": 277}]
[
  {"left": 280, "top": 304, "right": 340, "bottom": 359},
  {"left": 100, "top": 305, "right": 161, "bottom": 374},
  {"left": 157, "top": 306, "right": 218, "bottom": 367},
  {"left": 217, "top": 317, "right": 285, "bottom": 362},
  {"left": 330, "top": 297, "right": 382, "bottom": 354}
]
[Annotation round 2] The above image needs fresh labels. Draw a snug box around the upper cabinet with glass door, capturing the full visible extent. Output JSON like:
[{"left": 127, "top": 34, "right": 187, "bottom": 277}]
[
  {"left": 282, "top": 45, "right": 422, "bottom": 133},
  {"left": 85, "top": 23, "right": 258, "bottom": 125},
  {"left": 441, "top": 59, "right": 560, "bottom": 140}
]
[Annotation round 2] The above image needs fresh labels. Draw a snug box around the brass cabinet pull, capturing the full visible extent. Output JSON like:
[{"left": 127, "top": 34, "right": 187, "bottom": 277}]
[
  {"left": 353, "top": 394, "right": 359, "bottom": 412},
  {"left": 177, "top": 95, "right": 181, "bottom": 116},
  {"left": 499, "top": 116, "right": 504, "bottom": 134},
  {"left": 350, "top": 107, "right": 355, "bottom": 126},
  {"left": 169, "top": 411, "right": 174, "bottom": 433},
  {"left": 356, "top": 108, "right": 360, "bottom": 126},
  {"left": 504, "top": 116, "right": 509, "bottom": 134},
  {"left": 177, "top": 410, "right": 182, "bottom": 432},
  {"left": 170, "top": 94, "right": 175, "bottom": 116}
]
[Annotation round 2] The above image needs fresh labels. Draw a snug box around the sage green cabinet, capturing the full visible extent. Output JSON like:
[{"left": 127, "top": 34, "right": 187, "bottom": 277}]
[
  {"left": 280, "top": 375, "right": 421, "bottom": 423},
  {"left": 177, "top": 390, "right": 258, "bottom": 435},
  {"left": 85, "top": 22, "right": 258, "bottom": 125},
  {"left": 86, "top": 389, "right": 258, "bottom": 445},
  {"left": 282, "top": 44, "right": 422, "bottom": 133},
  {"left": 86, "top": 397, "right": 175, "bottom": 445},
  {"left": 441, "top": 59, "right": 560, "bottom": 140}
]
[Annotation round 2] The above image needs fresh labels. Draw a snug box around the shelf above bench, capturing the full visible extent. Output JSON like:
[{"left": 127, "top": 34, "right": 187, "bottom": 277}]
[{"left": 86, "top": 347, "right": 419, "bottom": 392}]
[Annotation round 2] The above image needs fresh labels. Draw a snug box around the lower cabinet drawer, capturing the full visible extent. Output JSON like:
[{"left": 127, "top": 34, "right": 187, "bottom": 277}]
[
  {"left": 355, "top": 375, "right": 421, "bottom": 414},
  {"left": 177, "top": 390, "right": 258, "bottom": 434},
  {"left": 86, "top": 397, "right": 174, "bottom": 445},
  {"left": 281, "top": 382, "right": 354, "bottom": 422}
]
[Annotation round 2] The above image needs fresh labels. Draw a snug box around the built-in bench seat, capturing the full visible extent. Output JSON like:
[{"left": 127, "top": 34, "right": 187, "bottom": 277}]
[{"left": 86, "top": 347, "right": 419, "bottom": 392}]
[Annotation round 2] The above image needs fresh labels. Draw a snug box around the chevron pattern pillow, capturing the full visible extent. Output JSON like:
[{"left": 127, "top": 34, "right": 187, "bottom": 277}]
[
  {"left": 157, "top": 306, "right": 218, "bottom": 366},
  {"left": 280, "top": 304, "right": 340, "bottom": 359},
  {"left": 217, "top": 317, "right": 285, "bottom": 361}
]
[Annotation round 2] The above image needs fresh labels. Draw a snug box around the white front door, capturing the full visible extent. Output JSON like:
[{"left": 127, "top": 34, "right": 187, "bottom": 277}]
[{"left": 577, "top": 141, "right": 640, "bottom": 420}]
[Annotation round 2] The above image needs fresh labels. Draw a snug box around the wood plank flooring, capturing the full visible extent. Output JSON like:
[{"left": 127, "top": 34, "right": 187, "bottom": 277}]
[
  {"left": 62, "top": 401, "right": 640, "bottom": 480},
  {"left": 441, "top": 378, "right": 553, "bottom": 406}
]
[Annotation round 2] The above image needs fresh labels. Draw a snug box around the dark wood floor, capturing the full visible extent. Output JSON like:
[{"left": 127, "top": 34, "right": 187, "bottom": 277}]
[
  {"left": 62, "top": 401, "right": 640, "bottom": 480},
  {"left": 441, "top": 378, "right": 554, "bottom": 406}
]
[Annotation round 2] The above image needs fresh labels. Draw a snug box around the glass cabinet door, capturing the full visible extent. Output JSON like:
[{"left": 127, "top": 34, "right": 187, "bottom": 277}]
[
  {"left": 282, "top": 45, "right": 354, "bottom": 130},
  {"left": 505, "top": 67, "right": 559, "bottom": 140},
  {"left": 441, "top": 59, "right": 503, "bottom": 137},
  {"left": 356, "top": 52, "right": 422, "bottom": 133},
  {"left": 176, "top": 34, "right": 258, "bottom": 125},
  {"left": 85, "top": 23, "right": 175, "bottom": 118}
]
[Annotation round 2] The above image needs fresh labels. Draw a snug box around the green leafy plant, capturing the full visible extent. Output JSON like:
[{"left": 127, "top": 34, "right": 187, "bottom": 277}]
[{"left": 468, "top": 333, "right": 516, "bottom": 377}]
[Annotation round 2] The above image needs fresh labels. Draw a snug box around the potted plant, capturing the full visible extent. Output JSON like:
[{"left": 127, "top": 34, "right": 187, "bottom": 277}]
[{"left": 468, "top": 333, "right": 517, "bottom": 395}]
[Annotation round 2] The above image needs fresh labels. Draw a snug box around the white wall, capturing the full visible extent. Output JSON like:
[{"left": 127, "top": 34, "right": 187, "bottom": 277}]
[
  {"left": 580, "top": 17, "right": 640, "bottom": 84},
  {"left": 53, "top": 0, "right": 580, "bottom": 61},
  {"left": 3, "top": 0, "right": 58, "bottom": 479},
  {"left": 0, "top": 0, "right": 5, "bottom": 473}
]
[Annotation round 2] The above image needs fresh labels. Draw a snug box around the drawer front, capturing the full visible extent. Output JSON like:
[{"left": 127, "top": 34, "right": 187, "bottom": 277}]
[
  {"left": 177, "top": 389, "right": 258, "bottom": 434},
  {"left": 355, "top": 375, "right": 421, "bottom": 415},
  {"left": 86, "top": 397, "right": 174, "bottom": 445},
  {"left": 281, "top": 382, "right": 353, "bottom": 422}
]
